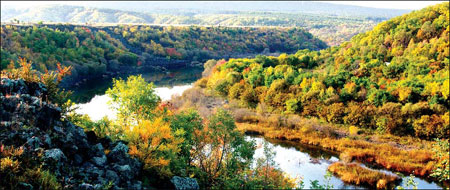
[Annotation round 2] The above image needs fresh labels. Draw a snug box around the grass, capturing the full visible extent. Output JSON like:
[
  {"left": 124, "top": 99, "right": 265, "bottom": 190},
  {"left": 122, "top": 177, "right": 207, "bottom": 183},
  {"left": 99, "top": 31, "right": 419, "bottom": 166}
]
[
  {"left": 236, "top": 122, "right": 436, "bottom": 178},
  {"left": 328, "top": 162, "right": 401, "bottom": 189}
]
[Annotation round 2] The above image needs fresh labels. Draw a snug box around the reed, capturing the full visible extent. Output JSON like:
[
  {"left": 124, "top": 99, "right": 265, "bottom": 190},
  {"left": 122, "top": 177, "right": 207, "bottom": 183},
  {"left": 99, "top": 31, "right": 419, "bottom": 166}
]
[
  {"left": 328, "top": 162, "right": 401, "bottom": 189},
  {"left": 236, "top": 122, "right": 436, "bottom": 178}
]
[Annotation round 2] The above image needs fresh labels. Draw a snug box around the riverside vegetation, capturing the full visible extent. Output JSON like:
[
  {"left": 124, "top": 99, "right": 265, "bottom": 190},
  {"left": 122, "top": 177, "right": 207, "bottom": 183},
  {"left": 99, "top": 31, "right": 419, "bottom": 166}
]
[
  {"left": 1, "top": 60, "right": 308, "bottom": 189},
  {"left": 1, "top": 2, "right": 449, "bottom": 189},
  {"left": 1, "top": 24, "right": 326, "bottom": 88},
  {"left": 172, "top": 2, "right": 450, "bottom": 188}
]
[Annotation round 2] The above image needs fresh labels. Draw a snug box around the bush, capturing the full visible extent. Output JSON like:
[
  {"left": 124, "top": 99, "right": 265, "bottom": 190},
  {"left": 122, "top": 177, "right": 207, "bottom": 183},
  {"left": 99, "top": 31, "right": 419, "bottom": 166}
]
[
  {"left": 285, "top": 99, "right": 300, "bottom": 114},
  {"left": 241, "top": 87, "right": 258, "bottom": 108},
  {"left": 376, "top": 102, "right": 408, "bottom": 135},
  {"left": 413, "top": 114, "right": 449, "bottom": 139},
  {"left": 325, "top": 103, "right": 346, "bottom": 124},
  {"left": 118, "top": 53, "right": 138, "bottom": 65},
  {"left": 126, "top": 117, "right": 183, "bottom": 177},
  {"left": 349, "top": 126, "right": 360, "bottom": 136}
]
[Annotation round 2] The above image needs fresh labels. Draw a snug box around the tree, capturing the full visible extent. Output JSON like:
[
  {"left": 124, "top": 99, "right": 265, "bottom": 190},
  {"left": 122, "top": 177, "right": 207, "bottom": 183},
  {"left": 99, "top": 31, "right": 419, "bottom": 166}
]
[
  {"left": 245, "top": 141, "right": 298, "bottom": 189},
  {"left": 106, "top": 75, "right": 161, "bottom": 126},
  {"left": 169, "top": 110, "right": 204, "bottom": 175},
  {"left": 191, "top": 109, "right": 255, "bottom": 188},
  {"left": 126, "top": 117, "right": 184, "bottom": 177}
]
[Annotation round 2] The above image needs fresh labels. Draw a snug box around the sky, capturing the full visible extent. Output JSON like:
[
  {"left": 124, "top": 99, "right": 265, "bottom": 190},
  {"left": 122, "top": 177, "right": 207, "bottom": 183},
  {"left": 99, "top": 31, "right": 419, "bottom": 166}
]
[
  {"left": 1, "top": 1, "right": 445, "bottom": 10},
  {"left": 324, "top": 1, "right": 444, "bottom": 10}
]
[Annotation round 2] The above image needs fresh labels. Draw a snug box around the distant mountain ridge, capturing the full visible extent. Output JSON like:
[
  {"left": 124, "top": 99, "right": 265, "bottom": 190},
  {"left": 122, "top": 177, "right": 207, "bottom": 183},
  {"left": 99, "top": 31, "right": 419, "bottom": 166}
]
[
  {"left": 1, "top": 2, "right": 410, "bottom": 23},
  {"left": 1, "top": 3, "right": 410, "bottom": 46}
]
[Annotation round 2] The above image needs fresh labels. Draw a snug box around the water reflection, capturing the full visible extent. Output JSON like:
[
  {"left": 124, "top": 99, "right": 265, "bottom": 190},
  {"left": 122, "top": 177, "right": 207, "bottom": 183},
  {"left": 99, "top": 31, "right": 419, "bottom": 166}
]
[
  {"left": 70, "top": 66, "right": 202, "bottom": 103},
  {"left": 248, "top": 136, "right": 359, "bottom": 189},
  {"left": 75, "top": 84, "right": 192, "bottom": 121},
  {"left": 247, "top": 136, "right": 444, "bottom": 189}
]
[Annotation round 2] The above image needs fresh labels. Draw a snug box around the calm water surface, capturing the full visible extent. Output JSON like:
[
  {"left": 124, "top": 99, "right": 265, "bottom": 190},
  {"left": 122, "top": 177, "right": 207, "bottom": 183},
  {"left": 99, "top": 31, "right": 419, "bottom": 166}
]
[{"left": 249, "top": 136, "right": 443, "bottom": 189}]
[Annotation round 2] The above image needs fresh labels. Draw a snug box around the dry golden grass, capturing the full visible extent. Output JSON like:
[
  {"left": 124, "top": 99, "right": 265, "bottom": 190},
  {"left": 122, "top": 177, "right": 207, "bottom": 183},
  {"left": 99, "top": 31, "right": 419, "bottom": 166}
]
[
  {"left": 236, "top": 122, "right": 437, "bottom": 178},
  {"left": 328, "top": 162, "right": 400, "bottom": 189}
]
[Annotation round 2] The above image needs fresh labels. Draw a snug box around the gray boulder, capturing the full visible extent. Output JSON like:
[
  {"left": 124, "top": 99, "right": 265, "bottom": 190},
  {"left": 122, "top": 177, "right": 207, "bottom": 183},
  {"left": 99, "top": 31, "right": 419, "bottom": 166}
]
[
  {"left": 113, "top": 164, "right": 133, "bottom": 181},
  {"left": 170, "top": 176, "right": 199, "bottom": 190},
  {"left": 44, "top": 148, "right": 66, "bottom": 163},
  {"left": 92, "top": 143, "right": 105, "bottom": 157},
  {"left": 105, "top": 170, "right": 120, "bottom": 185},
  {"left": 79, "top": 183, "right": 94, "bottom": 190},
  {"left": 91, "top": 155, "right": 107, "bottom": 167},
  {"left": 108, "top": 142, "right": 129, "bottom": 163}
]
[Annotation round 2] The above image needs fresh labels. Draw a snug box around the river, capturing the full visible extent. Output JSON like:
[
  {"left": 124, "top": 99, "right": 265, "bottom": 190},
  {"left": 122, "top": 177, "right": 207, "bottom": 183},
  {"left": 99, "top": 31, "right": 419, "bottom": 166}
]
[{"left": 71, "top": 67, "right": 443, "bottom": 189}]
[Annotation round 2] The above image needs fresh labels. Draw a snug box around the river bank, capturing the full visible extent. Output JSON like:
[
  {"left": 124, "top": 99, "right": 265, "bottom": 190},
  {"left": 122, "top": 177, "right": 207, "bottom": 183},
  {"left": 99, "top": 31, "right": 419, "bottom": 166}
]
[
  {"left": 169, "top": 84, "right": 447, "bottom": 189},
  {"left": 69, "top": 67, "right": 447, "bottom": 189}
]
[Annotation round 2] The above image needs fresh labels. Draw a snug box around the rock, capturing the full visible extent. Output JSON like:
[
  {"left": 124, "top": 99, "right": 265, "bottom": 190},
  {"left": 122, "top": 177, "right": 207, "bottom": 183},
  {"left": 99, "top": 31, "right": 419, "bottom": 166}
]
[
  {"left": 18, "top": 182, "right": 33, "bottom": 190},
  {"left": 85, "top": 166, "right": 104, "bottom": 178},
  {"left": 74, "top": 154, "right": 84, "bottom": 165},
  {"left": 79, "top": 183, "right": 94, "bottom": 190},
  {"left": 129, "top": 181, "right": 142, "bottom": 190},
  {"left": 86, "top": 131, "right": 98, "bottom": 144},
  {"left": 91, "top": 143, "right": 105, "bottom": 157},
  {"left": 105, "top": 170, "right": 120, "bottom": 184},
  {"left": 0, "top": 79, "right": 144, "bottom": 188},
  {"left": 26, "top": 136, "right": 41, "bottom": 149},
  {"left": 91, "top": 155, "right": 107, "bottom": 167},
  {"left": 43, "top": 134, "right": 52, "bottom": 147},
  {"left": 113, "top": 164, "right": 133, "bottom": 181},
  {"left": 108, "top": 142, "right": 129, "bottom": 163},
  {"left": 170, "top": 176, "right": 200, "bottom": 190},
  {"left": 44, "top": 148, "right": 66, "bottom": 163}
]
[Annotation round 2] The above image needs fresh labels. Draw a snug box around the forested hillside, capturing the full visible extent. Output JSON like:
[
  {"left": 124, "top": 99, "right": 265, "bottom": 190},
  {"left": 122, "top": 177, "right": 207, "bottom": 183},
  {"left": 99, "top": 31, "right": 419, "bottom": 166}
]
[
  {"left": 201, "top": 2, "right": 449, "bottom": 139},
  {"left": 1, "top": 4, "right": 408, "bottom": 46},
  {"left": 1, "top": 2, "right": 449, "bottom": 189},
  {"left": 1, "top": 24, "right": 326, "bottom": 83}
]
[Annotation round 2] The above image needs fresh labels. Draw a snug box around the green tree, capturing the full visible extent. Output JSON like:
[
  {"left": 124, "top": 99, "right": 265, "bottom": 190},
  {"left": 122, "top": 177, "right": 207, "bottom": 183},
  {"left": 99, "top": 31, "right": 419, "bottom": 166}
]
[
  {"left": 106, "top": 75, "right": 161, "bottom": 126},
  {"left": 191, "top": 109, "right": 255, "bottom": 188}
]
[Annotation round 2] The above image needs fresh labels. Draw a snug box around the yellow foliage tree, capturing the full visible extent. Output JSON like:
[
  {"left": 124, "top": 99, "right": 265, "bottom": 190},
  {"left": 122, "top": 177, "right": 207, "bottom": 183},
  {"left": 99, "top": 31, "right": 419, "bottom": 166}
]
[
  {"left": 398, "top": 87, "right": 412, "bottom": 102},
  {"left": 441, "top": 79, "right": 449, "bottom": 99},
  {"left": 424, "top": 82, "right": 441, "bottom": 96},
  {"left": 126, "top": 117, "right": 184, "bottom": 177}
]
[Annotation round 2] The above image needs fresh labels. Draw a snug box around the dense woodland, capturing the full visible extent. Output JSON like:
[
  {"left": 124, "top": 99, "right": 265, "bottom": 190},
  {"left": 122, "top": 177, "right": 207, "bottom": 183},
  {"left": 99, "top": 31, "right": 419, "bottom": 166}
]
[
  {"left": 201, "top": 3, "right": 449, "bottom": 139},
  {"left": 1, "top": 3, "right": 408, "bottom": 46},
  {"left": 1, "top": 24, "right": 326, "bottom": 81}
]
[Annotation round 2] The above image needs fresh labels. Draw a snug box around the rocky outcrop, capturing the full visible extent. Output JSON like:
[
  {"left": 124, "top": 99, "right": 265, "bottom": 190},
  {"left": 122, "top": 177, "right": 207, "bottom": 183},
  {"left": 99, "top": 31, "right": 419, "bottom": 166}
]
[
  {"left": 170, "top": 176, "right": 199, "bottom": 190},
  {"left": 0, "top": 78, "right": 142, "bottom": 189}
]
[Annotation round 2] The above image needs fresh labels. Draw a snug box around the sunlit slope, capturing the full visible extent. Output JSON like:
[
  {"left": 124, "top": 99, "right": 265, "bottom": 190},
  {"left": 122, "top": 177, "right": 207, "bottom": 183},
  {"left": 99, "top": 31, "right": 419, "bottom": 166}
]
[{"left": 203, "top": 2, "right": 449, "bottom": 139}]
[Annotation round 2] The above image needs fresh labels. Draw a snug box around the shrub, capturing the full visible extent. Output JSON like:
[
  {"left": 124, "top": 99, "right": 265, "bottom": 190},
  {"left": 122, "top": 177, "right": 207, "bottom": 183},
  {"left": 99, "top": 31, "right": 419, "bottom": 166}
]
[
  {"left": 349, "top": 126, "right": 360, "bottom": 136},
  {"left": 376, "top": 102, "right": 407, "bottom": 135},
  {"left": 328, "top": 162, "right": 400, "bottom": 189},
  {"left": 285, "top": 99, "right": 300, "bottom": 114},
  {"left": 126, "top": 117, "right": 183, "bottom": 177},
  {"left": 118, "top": 53, "right": 138, "bottom": 65},
  {"left": 325, "top": 103, "right": 346, "bottom": 124},
  {"left": 240, "top": 87, "right": 258, "bottom": 108},
  {"left": 413, "top": 114, "right": 449, "bottom": 139},
  {"left": 430, "top": 138, "right": 450, "bottom": 182}
]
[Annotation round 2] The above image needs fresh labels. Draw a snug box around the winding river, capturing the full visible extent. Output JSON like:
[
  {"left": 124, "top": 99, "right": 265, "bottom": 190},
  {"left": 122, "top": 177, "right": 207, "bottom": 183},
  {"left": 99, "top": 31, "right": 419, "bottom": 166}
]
[{"left": 71, "top": 67, "right": 443, "bottom": 189}]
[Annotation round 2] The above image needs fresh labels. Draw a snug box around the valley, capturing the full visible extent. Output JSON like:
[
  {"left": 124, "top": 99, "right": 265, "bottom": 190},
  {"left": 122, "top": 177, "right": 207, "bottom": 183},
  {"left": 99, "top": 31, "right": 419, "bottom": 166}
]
[{"left": 1, "top": 2, "right": 449, "bottom": 190}]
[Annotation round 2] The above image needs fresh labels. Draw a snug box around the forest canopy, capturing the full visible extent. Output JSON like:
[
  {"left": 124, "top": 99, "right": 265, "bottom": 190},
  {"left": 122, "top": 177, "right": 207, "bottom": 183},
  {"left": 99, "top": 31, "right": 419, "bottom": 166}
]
[{"left": 203, "top": 2, "right": 450, "bottom": 139}]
